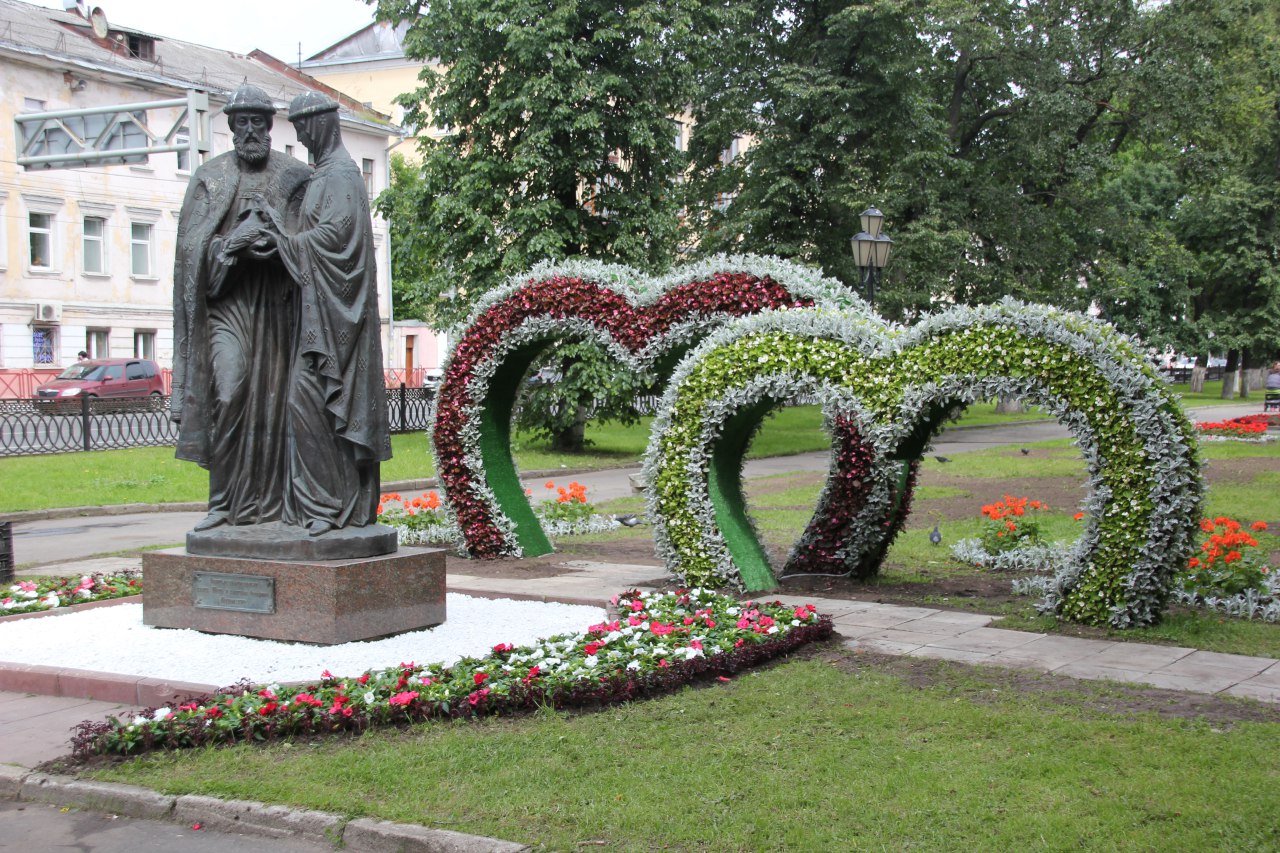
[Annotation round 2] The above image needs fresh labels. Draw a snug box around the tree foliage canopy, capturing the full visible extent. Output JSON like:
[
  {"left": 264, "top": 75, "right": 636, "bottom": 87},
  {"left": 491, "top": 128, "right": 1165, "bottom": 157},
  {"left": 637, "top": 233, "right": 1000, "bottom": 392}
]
[{"left": 377, "top": 0, "right": 1280, "bottom": 418}]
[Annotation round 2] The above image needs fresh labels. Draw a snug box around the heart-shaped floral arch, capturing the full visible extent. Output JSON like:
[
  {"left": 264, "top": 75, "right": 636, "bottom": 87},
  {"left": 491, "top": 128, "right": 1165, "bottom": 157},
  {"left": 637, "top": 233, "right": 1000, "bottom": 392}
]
[
  {"left": 644, "top": 302, "right": 1203, "bottom": 628},
  {"left": 432, "top": 256, "right": 903, "bottom": 559}
]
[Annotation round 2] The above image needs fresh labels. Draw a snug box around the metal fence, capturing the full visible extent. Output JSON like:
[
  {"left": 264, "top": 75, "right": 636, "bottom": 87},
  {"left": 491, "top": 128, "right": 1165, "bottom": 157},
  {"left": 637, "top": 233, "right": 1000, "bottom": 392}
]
[{"left": 0, "top": 385, "right": 435, "bottom": 458}]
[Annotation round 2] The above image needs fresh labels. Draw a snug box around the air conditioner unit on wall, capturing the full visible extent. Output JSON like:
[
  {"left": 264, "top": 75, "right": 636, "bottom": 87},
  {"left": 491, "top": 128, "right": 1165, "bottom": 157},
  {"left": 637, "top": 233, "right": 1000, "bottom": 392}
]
[{"left": 33, "top": 302, "right": 62, "bottom": 323}]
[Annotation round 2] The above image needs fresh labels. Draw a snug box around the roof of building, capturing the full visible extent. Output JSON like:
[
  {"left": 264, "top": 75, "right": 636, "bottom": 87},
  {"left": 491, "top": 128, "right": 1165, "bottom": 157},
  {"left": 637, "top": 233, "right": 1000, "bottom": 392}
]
[
  {"left": 306, "top": 19, "right": 411, "bottom": 64},
  {"left": 0, "top": 0, "right": 396, "bottom": 132}
]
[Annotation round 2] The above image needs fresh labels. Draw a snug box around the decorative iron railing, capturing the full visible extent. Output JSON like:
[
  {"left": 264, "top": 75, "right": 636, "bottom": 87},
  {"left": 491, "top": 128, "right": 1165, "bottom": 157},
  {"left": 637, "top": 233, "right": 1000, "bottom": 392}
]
[{"left": 0, "top": 385, "right": 435, "bottom": 458}]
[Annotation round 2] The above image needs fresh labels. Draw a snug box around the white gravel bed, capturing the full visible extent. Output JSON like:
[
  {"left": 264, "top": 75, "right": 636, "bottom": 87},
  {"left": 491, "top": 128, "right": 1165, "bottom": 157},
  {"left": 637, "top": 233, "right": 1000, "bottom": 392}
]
[{"left": 0, "top": 595, "right": 606, "bottom": 687}]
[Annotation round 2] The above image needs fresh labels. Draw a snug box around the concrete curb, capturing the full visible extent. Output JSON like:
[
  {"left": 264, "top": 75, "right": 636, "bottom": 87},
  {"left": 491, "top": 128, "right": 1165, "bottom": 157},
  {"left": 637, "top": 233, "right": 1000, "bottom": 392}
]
[{"left": 7, "top": 770, "right": 531, "bottom": 851}]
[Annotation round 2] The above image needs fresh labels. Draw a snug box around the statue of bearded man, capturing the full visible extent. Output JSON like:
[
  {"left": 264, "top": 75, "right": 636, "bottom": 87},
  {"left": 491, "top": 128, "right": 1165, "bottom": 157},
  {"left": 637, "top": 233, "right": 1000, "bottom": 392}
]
[{"left": 171, "top": 84, "right": 311, "bottom": 532}]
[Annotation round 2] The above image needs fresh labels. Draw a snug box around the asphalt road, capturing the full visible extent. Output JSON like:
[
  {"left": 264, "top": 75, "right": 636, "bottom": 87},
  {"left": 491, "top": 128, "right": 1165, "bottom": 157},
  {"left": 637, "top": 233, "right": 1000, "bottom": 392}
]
[
  {"left": 0, "top": 800, "right": 335, "bottom": 852},
  {"left": 9, "top": 402, "right": 1261, "bottom": 569}
]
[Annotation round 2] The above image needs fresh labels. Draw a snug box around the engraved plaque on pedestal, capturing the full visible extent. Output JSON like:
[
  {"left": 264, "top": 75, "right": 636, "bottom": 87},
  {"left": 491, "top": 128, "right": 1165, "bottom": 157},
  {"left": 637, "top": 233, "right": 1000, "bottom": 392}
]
[{"left": 193, "top": 571, "right": 275, "bottom": 614}]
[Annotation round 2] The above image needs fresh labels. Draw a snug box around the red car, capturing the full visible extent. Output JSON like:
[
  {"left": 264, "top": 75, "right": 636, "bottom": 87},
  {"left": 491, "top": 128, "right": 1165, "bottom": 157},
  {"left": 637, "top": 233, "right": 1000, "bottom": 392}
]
[{"left": 33, "top": 358, "right": 165, "bottom": 412}]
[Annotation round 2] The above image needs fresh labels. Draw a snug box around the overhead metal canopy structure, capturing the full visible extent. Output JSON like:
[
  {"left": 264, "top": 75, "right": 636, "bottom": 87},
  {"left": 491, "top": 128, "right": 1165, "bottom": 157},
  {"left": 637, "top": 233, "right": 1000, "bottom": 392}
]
[{"left": 14, "top": 88, "right": 210, "bottom": 169}]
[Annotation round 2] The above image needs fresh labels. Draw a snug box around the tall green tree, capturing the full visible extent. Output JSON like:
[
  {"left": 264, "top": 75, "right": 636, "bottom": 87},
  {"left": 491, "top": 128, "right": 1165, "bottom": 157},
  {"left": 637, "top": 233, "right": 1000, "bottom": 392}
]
[{"left": 375, "top": 0, "right": 714, "bottom": 448}]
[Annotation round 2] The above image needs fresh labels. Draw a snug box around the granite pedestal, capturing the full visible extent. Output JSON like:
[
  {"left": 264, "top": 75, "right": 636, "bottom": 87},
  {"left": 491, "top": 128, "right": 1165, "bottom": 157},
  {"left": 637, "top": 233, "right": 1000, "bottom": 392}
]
[{"left": 142, "top": 546, "right": 445, "bottom": 645}]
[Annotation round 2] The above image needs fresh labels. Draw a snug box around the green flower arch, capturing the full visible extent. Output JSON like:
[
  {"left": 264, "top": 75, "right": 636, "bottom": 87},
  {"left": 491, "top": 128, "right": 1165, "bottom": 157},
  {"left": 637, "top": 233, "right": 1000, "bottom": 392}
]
[{"left": 645, "top": 301, "right": 1203, "bottom": 628}]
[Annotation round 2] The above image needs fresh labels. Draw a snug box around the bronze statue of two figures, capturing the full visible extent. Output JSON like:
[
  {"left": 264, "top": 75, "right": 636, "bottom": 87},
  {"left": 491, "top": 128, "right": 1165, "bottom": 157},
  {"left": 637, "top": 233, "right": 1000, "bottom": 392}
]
[{"left": 171, "top": 85, "right": 394, "bottom": 561}]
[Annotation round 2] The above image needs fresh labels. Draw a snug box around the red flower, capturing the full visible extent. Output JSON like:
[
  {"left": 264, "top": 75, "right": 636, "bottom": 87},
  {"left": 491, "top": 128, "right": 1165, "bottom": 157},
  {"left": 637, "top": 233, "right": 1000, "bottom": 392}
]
[
  {"left": 389, "top": 691, "right": 418, "bottom": 706},
  {"left": 473, "top": 671, "right": 490, "bottom": 686}
]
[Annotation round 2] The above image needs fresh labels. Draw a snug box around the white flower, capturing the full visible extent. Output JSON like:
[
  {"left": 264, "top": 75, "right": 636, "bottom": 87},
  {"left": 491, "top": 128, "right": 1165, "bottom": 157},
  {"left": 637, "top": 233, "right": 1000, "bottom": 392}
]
[
  {"left": 363, "top": 691, "right": 377, "bottom": 705},
  {"left": 626, "top": 660, "right": 641, "bottom": 671},
  {"left": 153, "top": 707, "right": 172, "bottom": 721},
  {"left": 583, "top": 656, "right": 598, "bottom": 667}
]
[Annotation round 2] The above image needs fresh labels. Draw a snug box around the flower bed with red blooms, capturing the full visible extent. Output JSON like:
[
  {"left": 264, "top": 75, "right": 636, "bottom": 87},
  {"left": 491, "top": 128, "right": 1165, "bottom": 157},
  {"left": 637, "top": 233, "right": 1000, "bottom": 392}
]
[
  {"left": 431, "top": 256, "right": 872, "bottom": 559},
  {"left": 1194, "top": 417, "right": 1272, "bottom": 440},
  {"left": 2, "top": 571, "right": 142, "bottom": 616},
  {"left": 1178, "top": 517, "right": 1273, "bottom": 598},
  {"left": 70, "top": 589, "right": 832, "bottom": 758},
  {"left": 1228, "top": 413, "right": 1280, "bottom": 428}
]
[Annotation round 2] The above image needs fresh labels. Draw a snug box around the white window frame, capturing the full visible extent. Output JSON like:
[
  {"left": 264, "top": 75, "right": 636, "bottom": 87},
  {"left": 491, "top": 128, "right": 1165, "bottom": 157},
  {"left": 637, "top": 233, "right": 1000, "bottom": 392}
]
[
  {"left": 23, "top": 194, "right": 64, "bottom": 274},
  {"left": 86, "top": 328, "right": 110, "bottom": 360},
  {"left": 130, "top": 222, "right": 154, "bottom": 277},
  {"left": 126, "top": 207, "right": 161, "bottom": 279},
  {"left": 134, "top": 330, "right": 156, "bottom": 360},
  {"left": 81, "top": 215, "right": 108, "bottom": 276}
]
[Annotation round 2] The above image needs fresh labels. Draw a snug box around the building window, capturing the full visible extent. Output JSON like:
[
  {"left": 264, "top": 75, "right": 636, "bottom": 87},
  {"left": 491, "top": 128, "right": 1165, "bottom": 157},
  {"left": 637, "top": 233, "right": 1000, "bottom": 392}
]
[
  {"left": 82, "top": 216, "right": 107, "bottom": 274},
  {"left": 673, "top": 120, "right": 686, "bottom": 152},
  {"left": 87, "top": 329, "right": 110, "bottom": 359},
  {"left": 362, "top": 158, "right": 375, "bottom": 199},
  {"left": 32, "top": 327, "right": 56, "bottom": 365},
  {"left": 134, "top": 330, "right": 155, "bottom": 360},
  {"left": 130, "top": 222, "right": 153, "bottom": 276},
  {"left": 29, "top": 212, "right": 53, "bottom": 268},
  {"left": 285, "top": 144, "right": 295, "bottom": 158},
  {"left": 175, "top": 126, "right": 190, "bottom": 171}
]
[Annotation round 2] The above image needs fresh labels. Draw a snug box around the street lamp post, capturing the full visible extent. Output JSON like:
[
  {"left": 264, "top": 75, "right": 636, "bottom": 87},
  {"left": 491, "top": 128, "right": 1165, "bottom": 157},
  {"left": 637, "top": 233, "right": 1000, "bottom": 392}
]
[{"left": 852, "top": 207, "right": 893, "bottom": 306}]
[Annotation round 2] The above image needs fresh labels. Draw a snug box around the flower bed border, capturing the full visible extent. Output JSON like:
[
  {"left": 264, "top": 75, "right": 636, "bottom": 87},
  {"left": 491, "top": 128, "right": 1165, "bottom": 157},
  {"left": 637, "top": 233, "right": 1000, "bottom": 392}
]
[{"left": 70, "top": 589, "right": 832, "bottom": 758}]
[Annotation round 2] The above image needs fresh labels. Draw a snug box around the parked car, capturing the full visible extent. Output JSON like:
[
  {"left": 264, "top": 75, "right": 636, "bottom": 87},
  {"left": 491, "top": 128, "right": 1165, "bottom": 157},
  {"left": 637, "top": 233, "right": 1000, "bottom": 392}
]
[{"left": 33, "top": 358, "right": 165, "bottom": 413}]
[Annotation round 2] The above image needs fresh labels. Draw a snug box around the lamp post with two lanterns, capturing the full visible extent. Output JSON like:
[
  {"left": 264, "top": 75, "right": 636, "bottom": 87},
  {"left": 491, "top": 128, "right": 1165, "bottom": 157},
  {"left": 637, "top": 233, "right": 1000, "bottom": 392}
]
[{"left": 851, "top": 207, "right": 893, "bottom": 307}]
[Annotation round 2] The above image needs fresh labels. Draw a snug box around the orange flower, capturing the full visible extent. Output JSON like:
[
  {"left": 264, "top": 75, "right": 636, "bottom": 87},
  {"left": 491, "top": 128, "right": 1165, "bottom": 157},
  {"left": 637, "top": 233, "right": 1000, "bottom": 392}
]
[
  {"left": 1073, "top": 512, "right": 1084, "bottom": 521},
  {"left": 545, "top": 481, "right": 555, "bottom": 489},
  {"left": 1252, "top": 521, "right": 1268, "bottom": 532}
]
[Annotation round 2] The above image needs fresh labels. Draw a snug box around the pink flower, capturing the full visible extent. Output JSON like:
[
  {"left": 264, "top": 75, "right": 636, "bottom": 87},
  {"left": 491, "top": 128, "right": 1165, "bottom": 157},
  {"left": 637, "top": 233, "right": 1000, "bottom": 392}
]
[
  {"left": 493, "top": 643, "right": 514, "bottom": 653},
  {"left": 630, "top": 600, "right": 644, "bottom": 612},
  {"left": 468, "top": 688, "right": 490, "bottom": 706},
  {"left": 389, "top": 691, "right": 418, "bottom": 706},
  {"left": 650, "top": 622, "right": 674, "bottom": 636}
]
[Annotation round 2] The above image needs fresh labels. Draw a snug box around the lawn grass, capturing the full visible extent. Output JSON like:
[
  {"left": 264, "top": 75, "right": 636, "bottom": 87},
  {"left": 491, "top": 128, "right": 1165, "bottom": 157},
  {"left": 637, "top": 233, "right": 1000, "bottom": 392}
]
[
  {"left": 0, "top": 401, "right": 1049, "bottom": 513},
  {"left": 88, "top": 651, "right": 1280, "bottom": 851},
  {"left": 1168, "top": 379, "right": 1268, "bottom": 407}
]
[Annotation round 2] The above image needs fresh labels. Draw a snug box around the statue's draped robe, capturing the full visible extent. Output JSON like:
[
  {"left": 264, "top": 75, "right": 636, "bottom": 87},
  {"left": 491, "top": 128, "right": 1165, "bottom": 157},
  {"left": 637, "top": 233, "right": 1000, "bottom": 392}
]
[
  {"left": 277, "top": 148, "right": 391, "bottom": 529},
  {"left": 171, "top": 151, "right": 310, "bottom": 524}
]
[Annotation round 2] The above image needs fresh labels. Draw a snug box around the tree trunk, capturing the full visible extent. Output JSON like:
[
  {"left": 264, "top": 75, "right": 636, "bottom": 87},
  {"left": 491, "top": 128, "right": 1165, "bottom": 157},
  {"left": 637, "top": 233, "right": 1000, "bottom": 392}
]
[
  {"left": 994, "top": 395, "right": 1025, "bottom": 414},
  {"left": 1221, "top": 349, "right": 1239, "bottom": 400},
  {"left": 551, "top": 403, "right": 588, "bottom": 453},
  {"left": 1189, "top": 364, "right": 1206, "bottom": 394}
]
